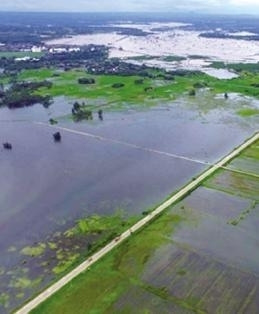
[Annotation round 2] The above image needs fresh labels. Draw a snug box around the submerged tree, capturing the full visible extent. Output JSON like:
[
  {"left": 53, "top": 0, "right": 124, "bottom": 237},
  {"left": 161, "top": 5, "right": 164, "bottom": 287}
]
[
  {"left": 3, "top": 142, "right": 12, "bottom": 150},
  {"left": 53, "top": 132, "right": 61, "bottom": 142},
  {"left": 98, "top": 109, "right": 103, "bottom": 121}
]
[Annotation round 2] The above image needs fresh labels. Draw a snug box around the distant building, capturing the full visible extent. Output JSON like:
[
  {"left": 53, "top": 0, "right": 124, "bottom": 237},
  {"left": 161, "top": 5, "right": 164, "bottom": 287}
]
[
  {"left": 31, "top": 46, "right": 45, "bottom": 53},
  {"left": 49, "top": 47, "right": 67, "bottom": 54},
  {"left": 15, "top": 56, "right": 31, "bottom": 62},
  {"left": 68, "top": 47, "right": 80, "bottom": 52}
]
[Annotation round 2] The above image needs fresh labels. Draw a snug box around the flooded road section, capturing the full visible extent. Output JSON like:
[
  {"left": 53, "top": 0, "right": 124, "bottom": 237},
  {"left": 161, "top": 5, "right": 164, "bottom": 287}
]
[{"left": 0, "top": 92, "right": 258, "bottom": 312}]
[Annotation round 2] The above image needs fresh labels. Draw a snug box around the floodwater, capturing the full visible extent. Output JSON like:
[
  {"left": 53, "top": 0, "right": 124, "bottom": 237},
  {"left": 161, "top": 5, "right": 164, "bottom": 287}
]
[
  {"left": 173, "top": 187, "right": 259, "bottom": 274},
  {"left": 0, "top": 92, "right": 258, "bottom": 312},
  {"left": 202, "top": 68, "right": 239, "bottom": 79}
]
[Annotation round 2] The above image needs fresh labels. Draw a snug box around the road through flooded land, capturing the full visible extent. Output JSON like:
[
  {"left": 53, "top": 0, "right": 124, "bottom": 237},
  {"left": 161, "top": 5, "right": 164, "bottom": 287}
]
[{"left": 0, "top": 92, "right": 258, "bottom": 312}]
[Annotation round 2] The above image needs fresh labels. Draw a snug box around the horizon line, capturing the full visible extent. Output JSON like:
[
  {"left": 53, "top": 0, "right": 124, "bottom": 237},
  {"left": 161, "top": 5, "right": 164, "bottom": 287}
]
[{"left": 0, "top": 10, "right": 258, "bottom": 16}]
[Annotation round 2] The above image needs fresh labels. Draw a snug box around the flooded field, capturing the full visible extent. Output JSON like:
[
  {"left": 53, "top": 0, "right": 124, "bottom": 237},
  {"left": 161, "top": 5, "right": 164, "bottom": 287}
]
[
  {"left": 31, "top": 106, "right": 259, "bottom": 314},
  {"left": 0, "top": 91, "right": 258, "bottom": 312}
]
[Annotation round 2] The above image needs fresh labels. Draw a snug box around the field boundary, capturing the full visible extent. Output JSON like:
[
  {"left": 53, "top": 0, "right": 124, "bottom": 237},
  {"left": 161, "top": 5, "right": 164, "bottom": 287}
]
[{"left": 16, "top": 131, "right": 259, "bottom": 314}]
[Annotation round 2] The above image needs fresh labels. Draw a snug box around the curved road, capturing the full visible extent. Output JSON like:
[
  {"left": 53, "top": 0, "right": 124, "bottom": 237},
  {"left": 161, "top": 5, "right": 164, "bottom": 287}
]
[{"left": 16, "top": 131, "right": 259, "bottom": 314}]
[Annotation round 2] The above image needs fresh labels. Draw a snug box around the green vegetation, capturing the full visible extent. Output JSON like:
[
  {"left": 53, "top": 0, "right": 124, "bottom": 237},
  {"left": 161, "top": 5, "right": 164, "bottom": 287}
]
[
  {"left": 32, "top": 212, "right": 190, "bottom": 314},
  {"left": 128, "top": 55, "right": 158, "bottom": 61},
  {"left": 27, "top": 135, "right": 259, "bottom": 314},
  {"left": 53, "top": 254, "right": 80, "bottom": 275},
  {"left": 18, "top": 68, "right": 55, "bottom": 81},
  {"left": 227, "top": 141, "right": 259, "bottom": 175},
  {"left": 49, "top": 118, "right": 58, "bottom": 125},
  {"left": 162, "top": 55, "right": 186, "bottom": 62},
  {"left": 1, "top": 66, "right": 259, "bottom": 115},
  {"left": 21, "top": 243, "right": 46, "bottom": 257},
  {"left": 0, "top": 293, "right": 9, "bottom": 308},
  {"left": 10, "top": 276, "right": 42, "bottom": 290},
  {"left": 0, "top": 80, "right": 52, "bottom": 108},
  {"left": 64, "top": 211, "right": 132, "bottom": 237},
  {"left": 237, "top": 108, "right": 259, "bottom": 117},
  {"left": 211, "top": 61, "right": 259, "bottom": 73},
  {"left": 204, "top": 138, "right": 259, "bottom": 201},
  {"left": 17, "top": 212, "right": 139, "bottom": 280},
  {"left": 203, "top": 169, "right": 259, "bottom": 201},
  {"left": 188, "top": 55, "right": 208, "bottom": 60},
  {"left": 0, "top": 51, "right": 44, "bottom": 59}
]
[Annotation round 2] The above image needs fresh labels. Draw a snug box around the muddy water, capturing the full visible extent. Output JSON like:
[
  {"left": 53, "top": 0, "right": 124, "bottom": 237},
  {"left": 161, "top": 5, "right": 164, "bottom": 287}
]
[{"left": 0, "top": 91, "right": 257, "bottom": 312}]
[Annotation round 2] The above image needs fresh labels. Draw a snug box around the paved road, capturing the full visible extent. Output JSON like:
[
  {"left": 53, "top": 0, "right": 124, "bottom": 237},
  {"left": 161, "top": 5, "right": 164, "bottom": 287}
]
[{"left": 16, "top": 131, "right": 259, "bottom": 314}]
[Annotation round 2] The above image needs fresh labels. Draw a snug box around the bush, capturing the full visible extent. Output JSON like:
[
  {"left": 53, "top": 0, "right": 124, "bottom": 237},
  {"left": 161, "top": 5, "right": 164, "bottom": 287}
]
[
  {"left": 112, "top": 83, "right": 125, "bottom": 88},
  {"left": 189, "top": 89, "right": 196, "bottom": 96},
  {"left": 78, "top": 78, "right": 95, "bottom": 84}
]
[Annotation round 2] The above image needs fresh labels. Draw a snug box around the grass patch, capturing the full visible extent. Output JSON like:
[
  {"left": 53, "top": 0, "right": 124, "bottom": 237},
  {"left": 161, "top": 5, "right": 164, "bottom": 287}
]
[
  {"left": 53, "top": 254, "right": 80, "bottom": 275},
  {"left": 237, "top": 108, "right": 259, "bottom": 117},
  {"left": 203, "top": 169, "right": 259, "bottom": 201},
  {"left": 10, "top": 276, "right": 42, "bottom": 290},
  {"left": 4, "top": 67, "right": 259, "bottom": 114},
  {"left": 0, "top": 293, "right": 9, "bottom": 309},
  {"left": 162, "top": 55, "right": 186, "bottom": 62},
  {"left": 20, "top": 243, "right": 46, "bottom": 257},
  {"left": 32, "top": 211, "right": 187, "bottom": 314},
  {"left": 0, "top": 51, "right": 44, "bottom": 59}
]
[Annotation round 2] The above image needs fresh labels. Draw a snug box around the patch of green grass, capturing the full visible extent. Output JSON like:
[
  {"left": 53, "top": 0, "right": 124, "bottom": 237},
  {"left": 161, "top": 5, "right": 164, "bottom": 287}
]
[
  {"left": 176, "top": 269, "right": 187, "bottom": 276},
  {"left": 53, "top": 254, "right": 80, "bottom": 275},
  {"left": 20, "top": 243, "right": 46, "bottom": 257},
  {"left": 0, "top": 293, "right": 9, "bottom": 308},
  {"left": 203, "top": 169, "right": 259, "bottom": 201},
  {"left": 162, "top": 55, "right": 186, "bottom": 62},
  {"left": 141, "top": 284, "right": 205, "bottom": 313},
  {"left": 211, "top": 61, "right": 259, "bottom": 73},
  {"left": 237, "top": 108, "right": 259, "bottom": 117},
  {"left": 188, "top": 55, "right": 208, "bottom": 60},
  {"left": 242, "top": 141, "right": 259, "bottom": 160},
  {"left": 10, "top": 276, "right": 42, "bottom": 290},
  {"left": 128, "top": 55, "right": 158, "bottom": 61},
  {"left": 15, "top": 69, "right": 209, "bottom": 110},
  {"left": 0, "top": 51, "right": 44, "bottom": 59},
  {"left": 65, "top": 211, "right": 132, "bottom": 237},
  {"left": 32, "top": 211, "right": 186, "bottom": 314},
  {"left": 10, "top": 67, "right": 259, "bottom": 116},
  {"left": 18, "top": 68, "right": 55, "bottom": 81},
  {"left": 48, "top": 242, "right": 58, "bottom": 250}
]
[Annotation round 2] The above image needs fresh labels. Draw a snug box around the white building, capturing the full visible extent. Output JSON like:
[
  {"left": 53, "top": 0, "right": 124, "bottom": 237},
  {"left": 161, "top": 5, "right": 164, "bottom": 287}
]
[
  {"left": 68, "top": 47, "right": 81, "bottom": 52},
  {"left": 31, "top": 46, "right": 43, "bottom": 53},
  {"left": 49, "top": 47, "right": 67, "bottom": 54}
]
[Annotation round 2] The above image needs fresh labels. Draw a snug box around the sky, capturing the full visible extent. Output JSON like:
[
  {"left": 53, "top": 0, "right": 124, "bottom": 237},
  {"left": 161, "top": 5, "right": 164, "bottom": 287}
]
[{"left": 0, "top": 0, "right": 259, "bottom": 14}]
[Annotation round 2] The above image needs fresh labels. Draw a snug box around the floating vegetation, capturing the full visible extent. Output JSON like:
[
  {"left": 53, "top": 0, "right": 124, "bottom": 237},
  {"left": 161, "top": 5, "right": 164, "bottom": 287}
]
[
  {"left": 64, "top": 211, "right": 134, "bottom": 237},
  {"left": 21, "top": 243, "right": 46, "bottom": 257},
  {"left": 16, "top": 292, "right": 25, "bottom": 299},
  {"left": 48, "top": 242, "right": 58, "bottom": 250},
  {"left": 53, "top": 253, "right": 80, "bottom": 275},
  {"left": 0, "top": 293, "right": 9, "bottom": 308},
  {"left": 10, "top": 276, "right": 43, "bottom": 290},
  {"left": 237, "top": 108, "right": 259, "bottom": 117}
]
